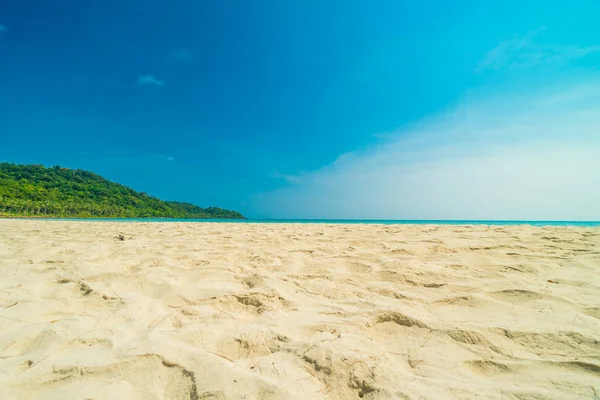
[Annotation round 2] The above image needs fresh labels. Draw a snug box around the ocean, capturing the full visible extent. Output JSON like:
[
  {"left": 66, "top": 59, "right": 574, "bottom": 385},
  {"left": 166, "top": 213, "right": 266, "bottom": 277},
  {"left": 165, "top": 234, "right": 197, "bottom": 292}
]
[{"left": 28, "top": 219, "right": 600, "bottom": 227}]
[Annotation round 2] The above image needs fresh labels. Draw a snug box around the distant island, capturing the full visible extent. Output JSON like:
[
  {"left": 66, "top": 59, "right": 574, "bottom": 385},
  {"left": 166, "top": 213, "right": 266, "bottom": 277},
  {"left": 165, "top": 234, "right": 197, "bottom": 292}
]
[{"left": 0, "top": 163, "right": 245, "bottom": 219}]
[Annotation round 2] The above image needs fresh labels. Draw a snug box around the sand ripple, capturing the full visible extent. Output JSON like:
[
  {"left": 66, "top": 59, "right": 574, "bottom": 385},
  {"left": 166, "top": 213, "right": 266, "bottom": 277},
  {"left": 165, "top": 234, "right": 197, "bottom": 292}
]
[{"left": 1, "top": 221, "right": 599, "bottom": 399}]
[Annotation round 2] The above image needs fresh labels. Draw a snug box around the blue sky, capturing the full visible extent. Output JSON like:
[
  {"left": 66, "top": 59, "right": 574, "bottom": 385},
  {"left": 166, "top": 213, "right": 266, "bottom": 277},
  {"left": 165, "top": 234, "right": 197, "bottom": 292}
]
[{"left": 1, "top": 1, "right": 599, "bottom": 219}]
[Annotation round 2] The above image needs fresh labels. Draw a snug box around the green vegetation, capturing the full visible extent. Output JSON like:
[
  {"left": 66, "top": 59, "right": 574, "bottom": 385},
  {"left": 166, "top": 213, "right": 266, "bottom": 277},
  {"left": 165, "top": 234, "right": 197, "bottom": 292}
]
[{"left": 0, "top": 163, "right": 245, "bottom": 219}]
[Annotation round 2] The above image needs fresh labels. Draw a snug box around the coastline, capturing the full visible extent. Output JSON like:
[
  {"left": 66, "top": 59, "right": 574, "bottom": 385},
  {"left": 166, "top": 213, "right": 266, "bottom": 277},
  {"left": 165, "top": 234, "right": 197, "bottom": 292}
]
[{"left": 1, "top": 216, "right": 599, "bottom": 227}]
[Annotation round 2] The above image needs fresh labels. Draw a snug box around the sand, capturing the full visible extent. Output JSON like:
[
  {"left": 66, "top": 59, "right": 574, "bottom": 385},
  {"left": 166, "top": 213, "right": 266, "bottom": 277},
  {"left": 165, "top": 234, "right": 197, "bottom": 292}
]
[{"left": 0, "top": 220, "right": 599, "bottom": 399}]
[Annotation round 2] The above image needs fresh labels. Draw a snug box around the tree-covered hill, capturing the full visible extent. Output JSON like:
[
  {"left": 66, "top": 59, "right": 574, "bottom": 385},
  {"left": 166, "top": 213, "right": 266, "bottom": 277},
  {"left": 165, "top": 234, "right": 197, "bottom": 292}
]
[{"left": 0, "top": 163, "right": 245, "bottom": 219}]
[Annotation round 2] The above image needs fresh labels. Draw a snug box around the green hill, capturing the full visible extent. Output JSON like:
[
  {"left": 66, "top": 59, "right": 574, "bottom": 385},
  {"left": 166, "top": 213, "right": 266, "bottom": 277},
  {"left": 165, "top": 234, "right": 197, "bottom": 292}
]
[{"left": 0, "top": 163, "right": 245, "bottom": 219}]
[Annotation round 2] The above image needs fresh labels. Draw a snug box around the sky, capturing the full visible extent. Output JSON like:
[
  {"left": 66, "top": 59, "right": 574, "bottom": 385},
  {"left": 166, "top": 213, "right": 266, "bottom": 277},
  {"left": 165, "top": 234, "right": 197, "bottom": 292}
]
[{"left": 1, "top": 1, "right": 599, "bottom": 220}]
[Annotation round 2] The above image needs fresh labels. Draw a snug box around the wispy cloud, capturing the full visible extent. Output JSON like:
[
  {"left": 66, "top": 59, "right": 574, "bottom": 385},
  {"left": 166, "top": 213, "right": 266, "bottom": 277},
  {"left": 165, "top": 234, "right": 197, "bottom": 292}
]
[
  {"left": 172, "top": 49, "right": 192, "bottom": 62},
  {"left": 0, "top": 24, "right": 7, "bottom": 36},
  {"left": 105, "top": 153, "right": 175, "bottom": 163},
  {"left": 149, "top": 154, "right": 175, "bottom": 162},
  {"left": 269, "top": 172, "right": 304, "bottom": 185},
  {"left": 137, "top": 75, "right": 165, "bottom": 87},
  {"left": 478, "top": 27, "right": 600, "bottom": 71},
  {"left": 256, "top": 79, "right": 600, "bottom": 221}
]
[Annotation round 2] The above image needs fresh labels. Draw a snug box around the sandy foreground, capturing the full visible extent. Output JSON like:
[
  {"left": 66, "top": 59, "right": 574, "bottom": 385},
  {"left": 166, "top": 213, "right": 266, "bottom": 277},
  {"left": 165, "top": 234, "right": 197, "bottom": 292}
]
[{"left": 0, "top": 221, "right": 599, "bottom": 400}]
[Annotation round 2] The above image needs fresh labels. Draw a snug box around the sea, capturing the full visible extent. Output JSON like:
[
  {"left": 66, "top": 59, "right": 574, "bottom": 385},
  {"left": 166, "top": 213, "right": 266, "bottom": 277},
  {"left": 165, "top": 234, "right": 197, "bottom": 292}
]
[{"left": 31, "top": 219, "right": 600, "bottom": 227}]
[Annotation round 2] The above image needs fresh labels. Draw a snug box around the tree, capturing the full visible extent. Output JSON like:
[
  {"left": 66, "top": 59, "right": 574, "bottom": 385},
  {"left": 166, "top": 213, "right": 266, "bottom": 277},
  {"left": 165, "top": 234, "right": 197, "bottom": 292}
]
[{"left": 0, "top": 163, "right": 245, "bottom": 219}]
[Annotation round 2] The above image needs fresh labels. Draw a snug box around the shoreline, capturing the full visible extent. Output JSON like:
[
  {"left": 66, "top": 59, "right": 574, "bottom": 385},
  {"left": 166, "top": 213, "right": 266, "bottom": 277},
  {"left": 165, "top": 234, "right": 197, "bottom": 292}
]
[{"left": 1, "top": 216, "right": 599, "bottom": 227}]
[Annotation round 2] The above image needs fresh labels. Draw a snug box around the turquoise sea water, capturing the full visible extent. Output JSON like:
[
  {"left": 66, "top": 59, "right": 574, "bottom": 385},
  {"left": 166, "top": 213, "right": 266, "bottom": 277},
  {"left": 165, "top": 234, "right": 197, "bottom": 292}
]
[{"left": 29, "top": 219, "right": 600, "bottom": 227}]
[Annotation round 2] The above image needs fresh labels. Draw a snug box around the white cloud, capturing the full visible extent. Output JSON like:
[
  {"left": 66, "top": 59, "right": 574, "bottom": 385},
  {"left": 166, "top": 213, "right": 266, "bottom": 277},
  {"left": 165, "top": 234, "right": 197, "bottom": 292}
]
[
  {"left": 137, "top": 75, "right": 165, "bottom": 87},
  {"left": 104, "top": 154, "right": 175, "bottom": 165},
  {"left": 148, "top": 154, "right": 174, "bottom": 162},
  {"left": 172, "top": 49, "right": 192, "bottom": 62},
  {"left": 256, "top": 79, "right": 600, "bottom": 221},
  {"left": 269, "top": 172, "right": 304, "bottom": 185},
  {"left": 478, "top": 27, "right": 600, "bottom": 71}
]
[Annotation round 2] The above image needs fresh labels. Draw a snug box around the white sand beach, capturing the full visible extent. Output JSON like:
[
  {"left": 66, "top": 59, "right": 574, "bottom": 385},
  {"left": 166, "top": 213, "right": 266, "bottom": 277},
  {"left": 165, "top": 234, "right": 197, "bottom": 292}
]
[{"left": 0, "top": 220, "right": 599, "bottom": 399}]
